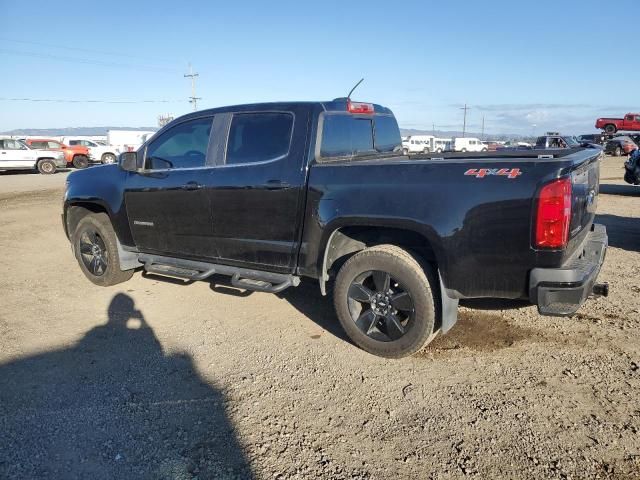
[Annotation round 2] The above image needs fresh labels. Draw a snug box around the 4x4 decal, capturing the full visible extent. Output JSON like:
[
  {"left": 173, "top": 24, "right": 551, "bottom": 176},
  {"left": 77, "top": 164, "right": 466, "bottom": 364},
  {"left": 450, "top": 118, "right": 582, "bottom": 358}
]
[{"left": 464, "top": 168, "right": 522, "bottom": 179}]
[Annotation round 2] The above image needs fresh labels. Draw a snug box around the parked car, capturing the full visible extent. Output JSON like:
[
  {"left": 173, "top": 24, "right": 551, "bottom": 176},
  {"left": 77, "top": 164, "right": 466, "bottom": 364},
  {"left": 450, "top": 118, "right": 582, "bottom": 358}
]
[
  {"left": 60, "top": 137, "right": 120, "bottom": 164},
  {"left": 614, "top": 133, "right": 640, "bottom": 146},
  {"left": 62, "top": 98, "right": 608, "bottom": 358},
  {"left": 24, "top": 138, "right": 90, "bottom": 169},
  {"left": 534, "top": 134, "right": 591, "bottom": 149},
  {"left": 497, "top": 141, "right": 533, "bottom": 151},
  {"left": 0, "top": 137, "right": 66, "bottom": 174},
  {"left": 449, "top": 137, "right": 486, "bottom": 152},
  {"left": 624, "top": 149, "right": 640, "bottom": 185},
  {"left": 595, "top": 113, "right": 640, "bottom": 134},
  {"left": 604, "top": 136, "right": 638, "bottom": 156},
  {"left": 576, "top": 133, "right": 605, "bottom": 145}
]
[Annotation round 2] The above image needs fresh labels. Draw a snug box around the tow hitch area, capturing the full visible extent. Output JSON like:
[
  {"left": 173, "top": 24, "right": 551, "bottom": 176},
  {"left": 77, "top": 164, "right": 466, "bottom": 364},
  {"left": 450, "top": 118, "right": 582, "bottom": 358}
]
[{"left": 592, "top": 283, "right": 609, "bottom": 297}]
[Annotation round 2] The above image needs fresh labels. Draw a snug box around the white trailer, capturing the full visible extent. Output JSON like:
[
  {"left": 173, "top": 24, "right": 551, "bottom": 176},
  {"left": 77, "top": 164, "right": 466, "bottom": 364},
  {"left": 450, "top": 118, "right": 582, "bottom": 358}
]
[{"left": 107, "top": 130, "right": 156, "bottom": 152}]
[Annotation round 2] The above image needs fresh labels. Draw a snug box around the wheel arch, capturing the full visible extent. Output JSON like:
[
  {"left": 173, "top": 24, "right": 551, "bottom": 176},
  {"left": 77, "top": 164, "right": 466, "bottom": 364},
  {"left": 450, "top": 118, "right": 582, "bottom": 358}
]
[
  {"left": 64, "top": 201, "right": 140, "bottom": 271},
  {"left": 318, "top": 222, "right": 443, "bottom": 296}
]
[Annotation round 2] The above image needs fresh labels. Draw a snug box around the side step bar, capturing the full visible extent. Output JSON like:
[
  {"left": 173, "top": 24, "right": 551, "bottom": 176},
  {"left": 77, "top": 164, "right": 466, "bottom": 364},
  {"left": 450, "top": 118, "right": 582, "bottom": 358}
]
[{"left": 138, "top": 254, "right": 300, "bottom": 294}]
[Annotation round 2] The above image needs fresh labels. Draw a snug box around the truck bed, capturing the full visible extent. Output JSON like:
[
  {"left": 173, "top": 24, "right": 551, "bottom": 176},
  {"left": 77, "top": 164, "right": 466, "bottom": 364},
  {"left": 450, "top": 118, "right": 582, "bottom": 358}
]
[{"left": 300, "top": 147, "right": 602, "bottom": 300}]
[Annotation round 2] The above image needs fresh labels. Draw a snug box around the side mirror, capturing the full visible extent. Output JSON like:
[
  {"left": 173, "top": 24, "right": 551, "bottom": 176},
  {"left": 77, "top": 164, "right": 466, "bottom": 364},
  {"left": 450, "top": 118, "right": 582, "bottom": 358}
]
[{"left": 119, "top": 152, "right": 138, "bottom": 172}]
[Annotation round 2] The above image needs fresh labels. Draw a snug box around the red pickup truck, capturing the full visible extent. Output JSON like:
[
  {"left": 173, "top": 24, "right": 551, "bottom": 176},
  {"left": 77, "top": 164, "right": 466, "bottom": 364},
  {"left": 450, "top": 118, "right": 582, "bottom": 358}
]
[{"left": 595, "top": 113, "right": 640, "bottom": 134}]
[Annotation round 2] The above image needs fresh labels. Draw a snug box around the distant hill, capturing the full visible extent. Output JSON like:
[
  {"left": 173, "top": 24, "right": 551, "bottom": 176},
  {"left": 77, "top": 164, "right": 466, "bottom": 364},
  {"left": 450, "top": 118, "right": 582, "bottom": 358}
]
[
  {"left": 2, "top": 125, "right": 532, "bottom": 142},
  {"left": 0, "top": 127, "right": 158, "bottom": 136}
]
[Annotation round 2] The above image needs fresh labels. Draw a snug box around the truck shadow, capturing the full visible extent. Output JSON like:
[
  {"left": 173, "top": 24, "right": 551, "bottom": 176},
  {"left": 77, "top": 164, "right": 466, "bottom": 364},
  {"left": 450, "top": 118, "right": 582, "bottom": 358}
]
[
  {"left": 0, "top": 293, "right": 253, "bottom": 480},
  {"left": 595, "top": 214, "right": 640, "bottom": 252},
  {"left": 599, "top": 183, "right": 640, "bottom": 197}
]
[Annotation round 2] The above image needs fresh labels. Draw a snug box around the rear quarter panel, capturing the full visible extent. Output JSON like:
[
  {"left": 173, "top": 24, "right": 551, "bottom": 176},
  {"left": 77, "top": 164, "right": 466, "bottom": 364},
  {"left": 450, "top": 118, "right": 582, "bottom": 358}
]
[{"left": 301, "top": 152, "right": 600, "bottom": 299}]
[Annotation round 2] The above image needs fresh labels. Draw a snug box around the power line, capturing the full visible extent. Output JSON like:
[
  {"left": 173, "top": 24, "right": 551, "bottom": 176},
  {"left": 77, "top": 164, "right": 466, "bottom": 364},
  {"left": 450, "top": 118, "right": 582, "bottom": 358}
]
[
  {"left": 0, "top": 48, "right": 180, "bottom": 73},
  {"left": 0, "top": 37, "right": 167, "bottom": 62},
  {"left": 0, "top": 97, "right": 184, "bottom": 104},
  {"left": 184, "top": 63, "right": 201, "bottom": 111}
]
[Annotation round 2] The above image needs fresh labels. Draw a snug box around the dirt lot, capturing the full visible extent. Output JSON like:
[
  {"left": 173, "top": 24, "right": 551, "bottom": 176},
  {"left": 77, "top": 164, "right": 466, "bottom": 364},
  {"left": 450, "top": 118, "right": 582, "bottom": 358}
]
[{"left": 0, "top": 157, "right": 638, "bottom": 479}]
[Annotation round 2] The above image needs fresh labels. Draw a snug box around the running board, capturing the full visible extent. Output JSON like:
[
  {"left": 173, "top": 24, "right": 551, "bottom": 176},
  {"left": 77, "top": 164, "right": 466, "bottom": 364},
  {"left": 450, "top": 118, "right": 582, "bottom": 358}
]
[{"left": 139, "top": 254, "right": 300, "bottom": 293}]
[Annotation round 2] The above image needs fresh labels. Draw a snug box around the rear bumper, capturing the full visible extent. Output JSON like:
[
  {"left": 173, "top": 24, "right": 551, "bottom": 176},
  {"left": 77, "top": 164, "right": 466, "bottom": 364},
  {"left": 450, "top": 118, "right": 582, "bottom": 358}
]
[{"left": 529, "top": 224, "right": 608, "bottom": 316}]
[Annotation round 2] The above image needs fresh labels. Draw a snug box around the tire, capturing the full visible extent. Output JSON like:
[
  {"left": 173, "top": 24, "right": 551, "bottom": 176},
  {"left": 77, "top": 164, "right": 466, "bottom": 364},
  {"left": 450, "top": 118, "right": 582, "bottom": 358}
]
[
  {"left": 333, "top": 245, "right": 437, "bottom": 358},
  {"left": 481, "top": 148, "right": 488, "bottom": 152},
  {"left": 604, "top": 124, "right": 616, "bottom": 134},
  {"left": 402, "top": 148, "right": 409, "bottom": 155},
  {"left": 101, "top": 152, "right": 117, "bottom": 164},
  {"left": 73, "top": 155, "right": 89, "bottom": 169},
  {"left": 461, "top": 148, "right": 467, "bottom": 152},
  {"left": 36, "top": 159, "right": 56, "bottom": 175},
  {"left": 436, "top": 148, "right": 442, "bottom": 153},
  {"left": 72, "top": 212, "right": 135, "bottom": 287},
  {"left": 614, "top": 146, "right": 622, "bottom": 157}
]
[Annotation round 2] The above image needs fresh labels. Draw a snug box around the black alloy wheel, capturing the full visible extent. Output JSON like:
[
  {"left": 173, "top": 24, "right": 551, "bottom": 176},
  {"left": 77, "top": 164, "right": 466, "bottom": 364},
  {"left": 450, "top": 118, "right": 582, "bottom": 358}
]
[
  {"left": 78, "top": 229, "right": 108, "bottom": 276},
  {"left": 347, "top": 270, "right": 414, "bottom": 342}
]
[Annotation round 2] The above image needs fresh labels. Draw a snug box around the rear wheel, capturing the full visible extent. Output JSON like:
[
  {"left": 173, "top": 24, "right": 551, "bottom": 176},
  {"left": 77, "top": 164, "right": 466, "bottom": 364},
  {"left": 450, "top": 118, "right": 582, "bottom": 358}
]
[
  {"left": 461, "top": 148, "right": 467, "bottom": 152},
  {"left": 73, "top": 155, "right": 89, "bottom": 169},
  {"left": 36, "top": 159, "right": 56, "bottom": 175},
  {"left": 402, "top": 148, "right": 409, "bottom": 155},
  {"left": 72, "top": 213, "right": 135, "bottom": 286},
  {"left": 604, "top": 124, "right": 616, "bottom": 134},
  {"left": 101, "top": 152, "right": 117, "bottom": 164},
  {"left": 334, "top": 245, "right": 437, "bottom": 358}
]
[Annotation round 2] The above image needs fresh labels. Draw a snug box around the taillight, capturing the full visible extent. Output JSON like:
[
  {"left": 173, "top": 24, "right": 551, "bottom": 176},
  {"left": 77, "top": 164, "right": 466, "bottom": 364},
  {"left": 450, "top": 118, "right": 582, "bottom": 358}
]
[
  {"left": 347, "top": 100, "right": 374, "bottom": 114},
  {"left": 535, "top": 177, "right": 572, "bottom": 248}
]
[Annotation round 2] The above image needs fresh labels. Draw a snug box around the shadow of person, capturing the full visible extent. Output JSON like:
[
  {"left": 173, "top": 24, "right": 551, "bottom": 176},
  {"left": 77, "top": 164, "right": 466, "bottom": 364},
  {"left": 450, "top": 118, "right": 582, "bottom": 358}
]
[{"left": 0, "top": 293, "right": 253, "bottom": 480}]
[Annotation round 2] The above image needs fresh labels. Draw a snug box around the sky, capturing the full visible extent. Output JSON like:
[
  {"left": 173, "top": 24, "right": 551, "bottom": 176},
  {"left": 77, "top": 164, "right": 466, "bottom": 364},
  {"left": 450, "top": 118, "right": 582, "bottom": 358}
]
[{"left": 2, "top": 0, "right": 639, "bottom": 136}]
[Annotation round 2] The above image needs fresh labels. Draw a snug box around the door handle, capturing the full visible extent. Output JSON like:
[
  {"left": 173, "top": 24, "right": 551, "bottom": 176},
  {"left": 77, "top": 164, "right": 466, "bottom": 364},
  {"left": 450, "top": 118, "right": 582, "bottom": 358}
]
[
  {"left": 181, "top": 181, "right": 203, "bottom": 191},
  {"left": 265, "top": 180, "right": 290, "bottom": 190}
]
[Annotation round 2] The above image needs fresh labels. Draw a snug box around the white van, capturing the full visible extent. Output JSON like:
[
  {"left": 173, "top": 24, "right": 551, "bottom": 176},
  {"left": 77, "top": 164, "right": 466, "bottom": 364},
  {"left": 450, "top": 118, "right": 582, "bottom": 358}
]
[
  {"left": 401, "top": 136, "right": 430, "bottom": 154},
  {"left": 449, "top": 137, "right": 487, "bottom": 152}
]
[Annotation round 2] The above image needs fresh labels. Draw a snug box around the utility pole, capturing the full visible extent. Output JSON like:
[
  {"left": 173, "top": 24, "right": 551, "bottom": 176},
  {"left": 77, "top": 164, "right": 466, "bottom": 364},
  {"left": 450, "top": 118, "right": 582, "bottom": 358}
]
[
  {"left": 432, "top": 122, "right": 435, "bottom": 136},
  {"left": 184, "top": 63, "right": 201, "bottom": 111},
  {"left": 481, "top": 115, "right": 485, "bottom": 140},
  {"left": 460, "top": 103, "right": 470, "bottom": 138}
]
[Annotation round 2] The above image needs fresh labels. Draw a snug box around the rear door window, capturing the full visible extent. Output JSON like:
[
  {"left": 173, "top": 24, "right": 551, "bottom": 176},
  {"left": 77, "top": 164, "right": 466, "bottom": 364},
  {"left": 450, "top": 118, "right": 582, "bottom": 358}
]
[{"left": 225, "top": 112, "right": 294, "bottom": 165}]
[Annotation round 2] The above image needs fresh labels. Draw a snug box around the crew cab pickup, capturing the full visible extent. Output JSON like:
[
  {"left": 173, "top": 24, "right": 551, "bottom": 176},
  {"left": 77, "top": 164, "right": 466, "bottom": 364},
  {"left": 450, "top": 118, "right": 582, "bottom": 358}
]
[
  {"left": 25, "top": 138, "right": 90, "bottom": 169},
  {"left": 596, "top": 113, "right": 640, "bottom": 134},
  {"left": 62, "top": 99, "right": 609, "bottom": 358}
]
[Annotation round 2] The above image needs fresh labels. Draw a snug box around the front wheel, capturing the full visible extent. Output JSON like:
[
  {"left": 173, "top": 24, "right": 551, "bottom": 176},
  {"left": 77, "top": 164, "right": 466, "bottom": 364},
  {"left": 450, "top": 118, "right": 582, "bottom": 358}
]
[
  {"left": 72, "top": 212, "right": 135, "bottom": 286},
  {"left": 460, "top": 148, "right": 467, "bottom": 152},
  {"left": 333, "top": 245, "right": 437, "bottom": 358},
  {"left": 73, "top": 155, "right": 89, "bottom": 169},
  {"left": 36, "top": 159, "right": 56, "bottom": 175},
  {"left": 101, "top": 152, "right": 117, "bottom": 164},
  {"left": 402, "top": 148, "right": 409, "bottom": 155},
  {"left": 614, "top": 146, "right": 622, "bottom": 157}
]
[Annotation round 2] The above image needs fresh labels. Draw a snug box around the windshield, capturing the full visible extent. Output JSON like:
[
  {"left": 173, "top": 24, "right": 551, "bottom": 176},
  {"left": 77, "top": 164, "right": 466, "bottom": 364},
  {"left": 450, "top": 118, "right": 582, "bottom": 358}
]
[{"left": 564, "top": 136, "right": 580, "bottom": 146}]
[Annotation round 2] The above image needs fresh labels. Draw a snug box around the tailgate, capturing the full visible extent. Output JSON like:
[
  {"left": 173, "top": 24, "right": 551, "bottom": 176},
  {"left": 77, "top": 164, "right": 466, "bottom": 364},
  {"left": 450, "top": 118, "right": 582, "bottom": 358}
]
[{"left": 569, "top": 151, "right": 601, "bottom": 240}]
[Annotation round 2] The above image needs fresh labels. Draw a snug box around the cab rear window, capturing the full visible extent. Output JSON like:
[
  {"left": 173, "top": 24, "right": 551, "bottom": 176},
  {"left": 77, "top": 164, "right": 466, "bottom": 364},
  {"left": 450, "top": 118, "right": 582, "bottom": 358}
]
[{"left": 320, "top": 114, "right": 401, "bottom": 159}]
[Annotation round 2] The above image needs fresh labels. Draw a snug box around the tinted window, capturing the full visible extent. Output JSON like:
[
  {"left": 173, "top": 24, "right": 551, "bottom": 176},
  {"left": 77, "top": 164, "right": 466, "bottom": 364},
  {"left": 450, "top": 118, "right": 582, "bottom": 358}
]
[
  {"left": 320, "top": 115, "right": 374, "bottom": 158},
  {"left": 226, "top": 113, "right": 293, "bottom": 165},
  {"left": 145, "top": 117, "right": 212, "bottom": 170},
  {"left": 69, "top": 140, "right": 81, "bottom": 146},
  {"left": 30, "top": 141, "right": 48, "bottom": 149}
]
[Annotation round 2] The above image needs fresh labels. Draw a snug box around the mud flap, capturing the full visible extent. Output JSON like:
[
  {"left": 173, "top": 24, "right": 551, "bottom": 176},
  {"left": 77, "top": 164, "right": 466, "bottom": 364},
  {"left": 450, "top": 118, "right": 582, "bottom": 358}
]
[{"left": 439, "top": 272, "right": 459, "bottom": 333}]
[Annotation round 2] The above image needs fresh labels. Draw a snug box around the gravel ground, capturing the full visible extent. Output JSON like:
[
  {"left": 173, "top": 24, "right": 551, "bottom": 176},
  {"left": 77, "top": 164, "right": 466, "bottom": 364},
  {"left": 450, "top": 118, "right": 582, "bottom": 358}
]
[{"left": 0, "top": 156, "right": 638, "bottom": 479}]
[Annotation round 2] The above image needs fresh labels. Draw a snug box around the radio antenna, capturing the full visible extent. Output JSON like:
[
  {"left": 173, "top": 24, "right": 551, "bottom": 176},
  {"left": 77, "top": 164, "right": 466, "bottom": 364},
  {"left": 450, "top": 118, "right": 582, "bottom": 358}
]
[{"left": 347, "top": 78, "right": 364, "bottom": 100}]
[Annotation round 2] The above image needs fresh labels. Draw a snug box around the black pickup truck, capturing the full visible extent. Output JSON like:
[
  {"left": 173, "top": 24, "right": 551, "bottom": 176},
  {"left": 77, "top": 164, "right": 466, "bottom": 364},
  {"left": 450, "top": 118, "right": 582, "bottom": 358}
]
[{"left": 63, "top": 98, "right": 608, "bottom": 358}]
